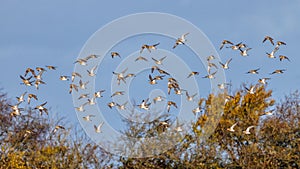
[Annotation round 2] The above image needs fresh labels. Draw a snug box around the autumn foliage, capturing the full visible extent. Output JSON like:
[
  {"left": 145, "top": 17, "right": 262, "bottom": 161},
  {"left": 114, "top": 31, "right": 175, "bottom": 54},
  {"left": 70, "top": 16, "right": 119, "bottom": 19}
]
[{"left": 0, "top": 84, "right": 299, "bottom": 168}]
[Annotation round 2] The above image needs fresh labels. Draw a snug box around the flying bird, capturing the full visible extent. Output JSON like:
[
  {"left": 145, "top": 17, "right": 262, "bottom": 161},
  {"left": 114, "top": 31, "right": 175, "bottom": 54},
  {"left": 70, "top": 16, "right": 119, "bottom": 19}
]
[
  {"left": 52, "top": 125, "right": 65, "bottom": 133},
  {"left": 36, "top": 67, "right": 46, "bottom": 72},
  {"left": 69, "top": 84, "right": 78, "bottom": 94},
  {"left": 34, "top": 79, "right": 46, "bottom": 90},
  {"left": 94, "top": 90, "right": 105, "bottom": 98},
  {"left": 84, "top": 54, "right": 99, "bottom": 60},
  {"left": 24, "top": 68, "right": 36, "bottom": 77},
  {"left": 266, "top": 47, "right": 279, "bottom": 58},
  {"left": 276, "top": 41, "right": 286, "bottom": 47},
  {"left": 246, "top": 68, "right": 260, "bottom": 74},
  {"left": 107, "top": 102, "right": 116, "bottom": 109},
  {"left": 111, "top": 52, "right": 121, "bottom": 58},
  {"left": 167, "top": 101, "right": 177, "bottom": 112},
  {"left": 153, "top": 95, "right": 165, "bottom": 103},
  {"left": 239, "top": 48, "right": 252, "bottom": 56},
  {"left": 137, "top": 99, "right": 151, "bottom": 110},
  {"left": 244, "top": 85, "right": 256, "bottom": 94},
  {"left": 79, "top": 80, "right": 89, "bottom": 90},
  {"left": 16, "top": 92, "right": 27, "bottom": 103},
  {"left": 173, "top": 33, "right": 189, "bottom": 49},
  {"left": 262, "top": 36, "right": 274, "bottom": 45},
  {"left": 87, "top": 65, "right": 98, "bottom": 77},
  {"left": 243, "top": 126, "right": 255, "bottom": 134},
  {"left": 113, "top": 68, "right": 128, "bottom": 85},
  {"left": 20, "top": 75, "right": 34, "bottom": 86},
  {"left": 83, "top": 115, "right": 95, "bottom": 122},
  {"left": 78, "top": 93, "right": 89, "bottom": 100},
  {"left": 206, "top": 55, "right": 216, "bottom": 61},
  {"left": 219, "top": 58, "right": 232, "bottom": 69},
  {"left": 111, "top": 91, "right": 125, "bottom": 97},
  {"left": 187, "top": 71, "right": 199, "bottom": 78},
  {"left": 279, "top": 55, "right": 290, "bottom": 62},
  {"left": 27, "top": 93, "right": 38, "bottom": 104},
  {"left": 186, "top": 91, "right": 197, "bottom": 101},
  {"left": 75, "top": 102, "right": 88, "bottom": 112},
  {"left": 152, "top": 56, "right": 167, "bottom": 65},
  {"left": 227, "top": 122, "right": 238, "bottom": 132},
  {"left": 202, "top": 71, "right": 217, "bottom": 79},
  {"left": 60, "top": 76, "right": 70, "bottom": 81},
  {"left": 74, "top": 58, "right": 88, "bottom": 66},
  {"left": 34, "top": 102, "right": 48, "bottom": 115},
  {"left": 45, "top": 65, "right": 57, "bottom": 70},
  {"left": 94, "top": 122, "right": 104, "bottom": 133},
  {"left": 270, "top": 69, "right": 286, "bottom": 75},
  {"left": 135, "top": 56, "right": 148, "bottom": 62},
  {"left": 116, "top": 101, "right": 128, "bottom": 110},
  {"left": 140, "top": 43, "right": 160, "bottom": 53},
  {"left": 258, "top": 78, "right": 271, "bottom": 85},
  {"left": 71, "top": 72, "right": 82, "bottom": 82},
  {"left": 219, "top": 40, "right": 234, "bottom": 50}
]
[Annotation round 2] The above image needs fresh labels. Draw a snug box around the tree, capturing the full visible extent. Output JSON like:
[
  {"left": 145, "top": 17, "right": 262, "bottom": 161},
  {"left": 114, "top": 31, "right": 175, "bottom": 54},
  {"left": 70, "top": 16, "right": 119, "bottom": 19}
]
[
  {"left": 0, "top": 90, "right": 113, "bottom": 169},
  {"left": 119, "top": 84, "right": 300, "bottom": 168}
]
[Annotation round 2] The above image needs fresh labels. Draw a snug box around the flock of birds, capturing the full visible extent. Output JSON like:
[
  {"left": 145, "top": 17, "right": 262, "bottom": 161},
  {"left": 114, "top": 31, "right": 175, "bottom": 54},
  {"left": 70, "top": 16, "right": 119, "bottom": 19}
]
[{"left": 8, "top": 33, "right": 289, "bottom": 136}]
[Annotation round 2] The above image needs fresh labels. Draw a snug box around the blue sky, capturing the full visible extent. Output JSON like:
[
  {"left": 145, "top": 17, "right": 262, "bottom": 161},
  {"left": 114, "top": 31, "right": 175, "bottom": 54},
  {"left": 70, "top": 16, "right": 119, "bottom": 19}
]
[{"left": 1, "top": 1, "right": 300, "bottom": 134}]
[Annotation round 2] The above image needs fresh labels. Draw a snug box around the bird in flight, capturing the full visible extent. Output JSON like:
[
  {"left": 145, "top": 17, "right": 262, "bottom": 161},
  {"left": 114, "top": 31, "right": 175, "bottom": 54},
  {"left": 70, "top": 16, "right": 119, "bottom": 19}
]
[
  {"left": 60, "top": 75, "right": 70, "bottom": 81},
  {"left": 87, "top": 65, "right": 98, "bottom": 77},
  {"left": 140, "top": 43, "right": 160, "bottom": 53},
  {"left": 20, "top": 75, "right": 34, "bottom": 86},
  {"left": 34, "top": 102, "right": 48, "bottom": 115},
  {"left": 219, "top": 40, "right": 234, "bottom": 50},
  {"left": 45, "top": 65, "right": 57, "bottom": 70},
  {"left": 202, "top": 71, "right": 217, "bottom": 79},
  {"left": 69, "top": 84, "right": 78, "bottom": 94},
  {"left": 71, "top": 72, "right": 82, "bottom": 82},
  {"left": 186, "top": 91, "right": 197, "bottom": 102},
  {"left": 107, "top": 102, "right": 116, "bottom": 109},
  {"left": 94, "top": 122, "right": 104, "bottom": 133},
  {"left": 276, "top": 41, "right": 286, "bottom": 47},
  {"left": 74, "top": 58, "right": 88, "bottom": 66},
  {"left": 52, "top": 125, "right": 65, "bottom": 133},
  {"left": 153, "top": 95, "right": 165, "bottom": 103},
  {"left": 239, "top": 48, "right": 252, "bottom": 56},
  {"left": 266, "top": 47, "right": 279, "bottom": 59},
  {"left": 111, "top": 52, "right": 121, "bottom": 58},
  {"left": 206, "top": 55, "right": 216, "bottom": 61},
  {"left": 27, "top": 93, "right": 38, "bottom": 104},
  {"left": 113, "top": 67, "right": 128, "bottom": 85},
  {"left": 137, "top": 99, "right": 151, "bottom": 110},
  {"left": 187, "top": 71, "right": 199, "bottom": 78},
  {"left": 83, "top": 115, "right": 95, "bottom": 122},
  {"left": 135, "top": 56, "right": 148, "bottom": 62},
  {"left": 246, "top": 68, "right": 260, "bottom": 74},
  {"left": 279, "top": 55, "right": 290, "bottom": 62},
  {"left": 243, "top": 126, "right": 255, "bottom": 134},
  {"left": 94, "top": 90, "right": 105, "bottom": 98},
  {"left": 270, "top": 69, "right": 286, "bottom": 75},
  {"left": 16, "top": 91, "right": 27, "bottom": 103},
  {"left": 167, "top": 101, "right": 177, "bottom": 112},
  {"left": 227, "top": 122, "right": 238, "bottom": 132},
  {"left": 262, "top": 36, "right": 274, "bottom": 45},
  {"left": 258, "top": 78, "right": 271, "bottom": 85},
  {"left": 79, "top": 80, "right": 89, "bottom": 90},
  {"left": 116, "top": 101, "right": 128, "bottom": 110},
  {"left": 244, "top": 85, "right": 256, "bottom": 94},
  {"left": 173, "top": 33, "right": 189, "bottom": 49},
  {"left": 111, "top": 91, "right": 125, "bottom": 97},
  {"left": 152, "top": 56, "right": 167, "bottom": 65},
  {"left": 219, "top": 58, "right": 232, "bottom": 69},
  {"left": 75, "top": 102, "right": 88, "bottom": 112}
]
